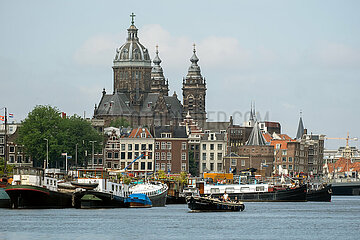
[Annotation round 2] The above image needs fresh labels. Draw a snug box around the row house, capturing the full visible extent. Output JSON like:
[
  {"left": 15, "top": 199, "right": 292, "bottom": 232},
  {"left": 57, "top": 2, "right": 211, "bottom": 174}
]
[
  {"left": 199, "top": 131, "right": 227, "bottom": 174},
  {"left": 103, "top": 127, "right": 155, "bottom": 176},
  {"left": 153, "top": 126, "right": 188, "bottom": 174},
  {"left": 0, "top": 124, "right": 32, "bottom": 167}
]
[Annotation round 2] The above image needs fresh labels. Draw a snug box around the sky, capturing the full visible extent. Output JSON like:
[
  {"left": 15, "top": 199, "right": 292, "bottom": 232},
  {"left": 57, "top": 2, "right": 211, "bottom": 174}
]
[{"left": 1, "top": 0, "right": 360, "bottom": 150}]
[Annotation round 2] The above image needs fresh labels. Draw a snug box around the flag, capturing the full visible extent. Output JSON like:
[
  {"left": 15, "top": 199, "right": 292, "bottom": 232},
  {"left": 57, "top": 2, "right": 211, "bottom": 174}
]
[
  {"left": 67, "top": 156, "right": 72, "bottom": 159},
  {"left": 9, "top": 113, "right": 14, "bottom": 118},
  {"left": 0, "top": 115, "right": 4, "bottom": 121},
  {"left": 61, "top": 153, "right": 67, "bottom": 156}
]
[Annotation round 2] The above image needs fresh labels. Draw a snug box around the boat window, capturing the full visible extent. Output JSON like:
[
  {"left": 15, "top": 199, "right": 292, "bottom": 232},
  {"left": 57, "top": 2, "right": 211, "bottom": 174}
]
[
  {"left": 210, "top": 188, "right": 220, "bottom": 193},
  {"left": 256, "top": 186, "right": 265, "bottom": 192},
  {"left": 225, "top": 187, "right": 235, "bottom": 193},
  {"left": 112, "top": 185, "right": 115, "bottom": 191},
  {"left": 240, "top": 187, "right": 250, "bottom": 192}
]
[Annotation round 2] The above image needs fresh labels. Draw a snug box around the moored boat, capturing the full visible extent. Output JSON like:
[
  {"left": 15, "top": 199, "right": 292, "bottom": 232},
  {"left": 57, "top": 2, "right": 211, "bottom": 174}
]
[
  {"left": 307, "top": 184, "right": 332, "bottom": 202},
  {"left": 202, "top": 183, "right": 307, "bottom": 202},
  {"left": 129, "top": 182, "right": 168, "bottom": 207},
  {"left": 5, "top": 167, "right": 72, "bottom": 209},
  {"left": 72, "top": 169, "right": 130, "bottom": 209},
  {"left": 0, "top": 187, "right": 10, "bottom": 208},
  {"left": 186, "top": 195, "right": 245, "bottom": 212},
  {"left": 125, "top": 193, "right": 152, "bottom": 208},
  {"left": 331, "top": 181, "right": 360, "bottom": 196}
]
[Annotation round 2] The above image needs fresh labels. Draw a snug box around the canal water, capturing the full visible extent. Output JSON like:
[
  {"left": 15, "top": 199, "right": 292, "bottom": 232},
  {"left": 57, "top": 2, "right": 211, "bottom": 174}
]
[{"left": 1, "top": 196, "right": 359, "bottom": 240}]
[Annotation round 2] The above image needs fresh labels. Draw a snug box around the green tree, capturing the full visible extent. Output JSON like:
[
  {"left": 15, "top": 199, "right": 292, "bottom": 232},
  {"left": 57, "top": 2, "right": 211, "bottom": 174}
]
[
  {"left": 0, "top": 157, "right": 14, "bottom": 176},
  {"left": 188, "top": 150, "right": 198, "bottom": 176},
  {"left": 17, "top": 105, "right": 103, "bottom": 168},
  {"left": 110, "top": 118, "right": 130, "bottom": 128}
]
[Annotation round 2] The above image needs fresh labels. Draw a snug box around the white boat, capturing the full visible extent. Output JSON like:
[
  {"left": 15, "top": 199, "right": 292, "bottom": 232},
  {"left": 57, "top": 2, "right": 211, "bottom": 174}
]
[
  {"left": 129, "top": 182, "right": 168, "bottom": 207},
  {"left": 72, "top": 169, "right": 130, "bottom": 208}
]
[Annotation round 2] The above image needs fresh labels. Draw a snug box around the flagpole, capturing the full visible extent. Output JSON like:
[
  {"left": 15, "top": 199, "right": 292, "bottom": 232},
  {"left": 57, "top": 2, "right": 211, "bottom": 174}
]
[{"left": 4, "top": 108, "right": 7, "bottom": 175}]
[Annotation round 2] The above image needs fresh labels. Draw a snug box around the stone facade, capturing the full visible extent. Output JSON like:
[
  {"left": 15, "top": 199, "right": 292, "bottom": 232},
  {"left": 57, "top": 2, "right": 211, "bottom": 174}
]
[{"left": 199, "top": 132, "right": 227, "bottom": 174}]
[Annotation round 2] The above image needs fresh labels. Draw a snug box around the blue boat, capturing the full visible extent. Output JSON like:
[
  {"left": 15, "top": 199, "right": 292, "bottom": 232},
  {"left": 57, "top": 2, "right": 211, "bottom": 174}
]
[{"left": 125, "top": 194, "right": 152, "bottom": 208}]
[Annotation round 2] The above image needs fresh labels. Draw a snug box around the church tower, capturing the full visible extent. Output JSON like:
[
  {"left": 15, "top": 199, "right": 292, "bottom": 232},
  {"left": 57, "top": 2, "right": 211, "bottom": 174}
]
[
  {"left": 182, "top": 44, "right": 207, "bottom": 125},
  {"left": 112, "top": 13, "right": 152, "bottom": 109},
  {"left": 150, "top": 45, "right": 169, "bottom": 96}
]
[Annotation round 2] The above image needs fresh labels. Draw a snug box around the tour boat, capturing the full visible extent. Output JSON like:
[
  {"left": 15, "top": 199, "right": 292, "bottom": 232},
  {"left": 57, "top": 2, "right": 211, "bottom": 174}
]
[
  {"left": 72, "top": 169, "right": 130, "bottom": 208},
  {"left": 186, "top": 195, "right": 245, "bottom": 212},
  {"left": 129, "top": 182, "right": 168, "bottom": 207},
  {"left": 5, "top": 167, "right": 73, "bottom": 208},
  {"left": 202, "top": 183, "right": 307, "bottom": 202}
]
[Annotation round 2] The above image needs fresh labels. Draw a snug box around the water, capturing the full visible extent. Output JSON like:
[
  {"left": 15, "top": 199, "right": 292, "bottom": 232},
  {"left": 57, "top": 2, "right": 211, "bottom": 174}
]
[{"left": 1, "top": 196, "right": 360, "bottom": 240}]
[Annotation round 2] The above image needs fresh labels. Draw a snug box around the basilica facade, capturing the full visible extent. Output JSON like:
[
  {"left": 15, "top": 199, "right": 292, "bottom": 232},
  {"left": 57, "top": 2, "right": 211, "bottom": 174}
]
[{"left": 93, "top": 16, "right": 207, "bottom": 127}]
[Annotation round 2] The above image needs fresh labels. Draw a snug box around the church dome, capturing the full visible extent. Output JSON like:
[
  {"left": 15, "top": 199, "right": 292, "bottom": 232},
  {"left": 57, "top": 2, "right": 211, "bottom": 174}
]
[{"left": 113, "top": 14, "right": 151, "bottom": 67}]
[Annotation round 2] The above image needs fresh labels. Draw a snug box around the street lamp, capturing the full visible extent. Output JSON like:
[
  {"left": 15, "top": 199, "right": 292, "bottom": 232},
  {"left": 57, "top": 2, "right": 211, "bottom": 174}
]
[
  {"left": 44, "top": 138, "right": 49, "bottom": 169},
  {"left": 89, "top": 141, "right": 97, "bottom": 169}
]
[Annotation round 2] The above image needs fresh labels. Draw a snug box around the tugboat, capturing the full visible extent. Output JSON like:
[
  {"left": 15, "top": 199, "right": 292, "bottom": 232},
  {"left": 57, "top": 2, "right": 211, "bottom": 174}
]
[
  {"left": 307, "top": 183, "right": 332, "bottom": 202},
  {"left": 186, "top": 195, "right": 245, "bottom": 212}
]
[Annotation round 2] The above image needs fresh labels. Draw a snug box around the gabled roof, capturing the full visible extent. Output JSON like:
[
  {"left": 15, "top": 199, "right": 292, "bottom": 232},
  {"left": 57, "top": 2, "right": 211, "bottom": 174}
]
[
  {"left": 96, "top": 92, "right": 134, "bottom": 116},
  {"left": 154, "top": 126, "right": 187, "bottom": 138},
  {"left": 129, "top": 127, "right": 153, "bottom": 138},
  {"left": 224, "top": 152, "right": 241, "bottom": 158}
]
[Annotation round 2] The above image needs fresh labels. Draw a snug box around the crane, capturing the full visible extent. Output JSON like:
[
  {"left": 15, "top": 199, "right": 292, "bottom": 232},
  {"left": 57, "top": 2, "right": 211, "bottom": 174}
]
[{"left": 325, "top": 132, "right": 358, "bottom": 148}]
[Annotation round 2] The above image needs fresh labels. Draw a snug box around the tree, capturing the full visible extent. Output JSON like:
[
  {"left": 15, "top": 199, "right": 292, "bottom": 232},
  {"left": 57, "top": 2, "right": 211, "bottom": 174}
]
[
  {"left": 17, "top": 105, "right": 103, "bottom": 168},
  {"left": 0, "top": 157, "right": 14, "bottom": 176},
  {"left": 188, "top": 150, "right": 198, "bottom": 176},
  {"left": 110, "top": 118, "right": 130, "bottom": 128}
]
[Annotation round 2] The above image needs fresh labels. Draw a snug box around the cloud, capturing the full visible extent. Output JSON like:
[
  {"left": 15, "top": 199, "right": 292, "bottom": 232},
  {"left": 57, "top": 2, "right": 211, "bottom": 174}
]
[
  {"left": 73, "top": 34, "right": 122, "bottom": 66},
  {"left": 311, "top": 42, "right": 360, "bottom": 69}
]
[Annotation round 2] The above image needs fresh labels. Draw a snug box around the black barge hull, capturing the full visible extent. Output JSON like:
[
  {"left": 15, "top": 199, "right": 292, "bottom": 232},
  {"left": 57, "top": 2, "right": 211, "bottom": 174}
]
[
  {"left": 307, "top": 185, "right": 332, "bottom": 202},
  {"left": 186, "top": 196, "right": 245, "bottom": 212},
  {"left": 5, "top": 185, "right": 72, "bottom": 209}
]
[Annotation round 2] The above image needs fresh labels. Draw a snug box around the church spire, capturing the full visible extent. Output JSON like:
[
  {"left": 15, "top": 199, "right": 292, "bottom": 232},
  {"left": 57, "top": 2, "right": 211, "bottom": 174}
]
[
  {"left": 246, "top": 121, "right": 267, "bottom": 146},
  {"left": 151, "top": 45, "right": 169, "bottom": 96},
  {"left": 296, "top": 111, "right": 305, "bottom": 139}
]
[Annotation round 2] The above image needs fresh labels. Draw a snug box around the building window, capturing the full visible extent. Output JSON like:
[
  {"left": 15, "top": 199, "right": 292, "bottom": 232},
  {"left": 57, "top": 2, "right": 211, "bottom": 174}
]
[
  {"left": 288, "top": 157, "right": 293, "bottom": 162},
  {"left": 202, "top": 163, "right": 207, "bottom": 172},
  {"left": 0, "top": 146, "right": 3, "bottom": 155},
  {"left": 141, "top": 162, "right": 145, "bottom": 170},
  {"left": 217, "top": 163, "right": 222, "bottom": 171},
  {"left": 167, "top": 164, "right": 171, "bottom": 172},
  {"left": 241, "top": 159, "right": 245, "bottom": 166},
  {"left": 202, "top": 153, "right": 206, "bottom": 161},
  {"left": 135, "top": 144, "right": 139, "bottom": 151},
  {"left": 217, "top": 144, "right": 222, "bottom": 150},
  {"left": 282, "top": 164, "right": 286, "bottom": 169},
  {"left": 9, "top": 146, "right": 15, "bottom": 153},
  {"left": 289, "top": 165, "right": 293, "bottom": 170},
  {"left": 155, "top": 152, "right": 160, "bottom": 160},
  {"left": 94, "top": 158, "right": 98, "bottom": 165},
  {"left": 167, "top": 152, "right": 172, "bottom": 160},
  {"left": 182, "top": 142, "right": 187, "bottom": 150},
  {"left": 231, "top": 159, "right": 237, "bottom": 166},
  {"left": 155, "top": 142, "right": 160, "bottom": 150},
  {"left": 217, "top": 153, "right": 222, "bottom": 161},
  {"left": 98, "top": 158, "right": 103, "bottom": 165},
  {"left": 276, "top": 144, "right": 281, "bottom": 149},
  {"left": 282, "top": 157, "right": 287, "bottom": 162},
  {"left": 282, "top": 150, "right": 287, "bottom": 155},
  {"left": 161, "top": 142, "right": 166, "bottom": 149},
  {"left": 147, "top": 162, "right": 152, "bottom": 170},
  {"left": 210, "top": 163, "right": 214, "bottom": 171},
  {"left": 107, "top": 152, "right": 112, "bottom": 159},
  {"left": 141, "top": 144, "right": 146, "bottom": 151},
  {"left": 128, "top": 152, "right": 132, "bottom": 160},
  {"left": 161, "top": 163, "right": 166, "bottom": 171},
  {"left": 121, "top": 152, "right": 125, "bottom": 159},
  {"left": 121, "top": 144, "right": 125, "bottom": 151},
  {"left": 182, "top": 152, "right": 186, "bottom": 161},
  {"left": 113, "top": 152, "right": 118, "bottom": 159},
  {"left": 181, "top": 163, "right": 187, "bottom": 171},
  {"left": 156, "top": 163, "right": 160, "bottom": 171},
  {"left": 167, "top": 142, "right": 172, "bottom": 150},
  {"left": 202, "top": 144, "right": 206, "bottom": 150},
  {"left": 17, "top": 155, "right": 22, "bottom": 163},
  {"left": 148, "top": 144, "right": 153, "bottom": 150},
  {"left": 0, "top": 137, "right": 4, "bottom": 144},
  {"left": 128, "top": 144, "right": 132, "bottom": 151},
  {"left": 210, "top": 144, "right": 214, "bottom": 150},
  {"left": 107, "top": 162, "right": 111, "bottom": 168},
  {"left": 148, "top": 152, "right": 152, "bottom": 159},
  {"left": 210, "top": 153, "right": 214, "bottom": 161},
  {"left": 161, "top": 152, "right": 166, "bottom": 160}
]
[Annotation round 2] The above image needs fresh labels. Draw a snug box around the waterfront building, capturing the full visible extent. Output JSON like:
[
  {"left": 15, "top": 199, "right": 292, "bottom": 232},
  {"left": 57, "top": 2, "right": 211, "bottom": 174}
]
[
  {"left": 199, "top": 131, "right": 227, "bottom": 174},
  {"left": 153, "top": 126, "right": 188, "bottom": 174},
  {"left": 103, "top": 127, "right": 155, "bottom": 176},
  {"left": 0, "top": 123, "right": 32, "bottom": 167}
]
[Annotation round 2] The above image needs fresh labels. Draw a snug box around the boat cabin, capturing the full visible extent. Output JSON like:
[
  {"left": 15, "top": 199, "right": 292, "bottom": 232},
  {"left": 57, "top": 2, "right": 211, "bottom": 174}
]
[
  {"left": 204, "top": 183, "right": 269, "bottom": 195},
  {"left": 11, "top": 167, "right": 59, "bottom": 191}
]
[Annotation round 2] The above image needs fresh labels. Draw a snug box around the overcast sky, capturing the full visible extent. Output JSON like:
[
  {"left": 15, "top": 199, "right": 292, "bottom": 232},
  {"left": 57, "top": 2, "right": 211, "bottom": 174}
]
[{"left": 1, "top": 0, "right": 359, "bottom": 149}]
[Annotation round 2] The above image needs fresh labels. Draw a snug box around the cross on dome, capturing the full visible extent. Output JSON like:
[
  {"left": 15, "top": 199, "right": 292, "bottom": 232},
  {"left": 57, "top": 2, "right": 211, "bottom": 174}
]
[{"left": 130, "top": 12, "right": 136, "bottom": 25}]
